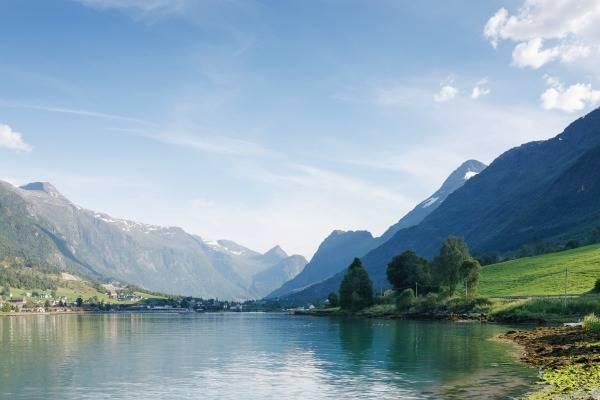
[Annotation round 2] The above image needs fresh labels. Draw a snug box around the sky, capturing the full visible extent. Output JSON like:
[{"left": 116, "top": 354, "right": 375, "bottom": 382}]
[{"left": 1, "top": 0, "right": 599, "bottom": 258}]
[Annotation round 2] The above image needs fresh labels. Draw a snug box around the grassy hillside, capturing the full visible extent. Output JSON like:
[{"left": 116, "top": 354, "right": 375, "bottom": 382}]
[
  {"left": 479, "top": 244, "right": 600, "bottom": 297},
  {"left": 1, "top": 262, "right": 166, "bottom": 305}
]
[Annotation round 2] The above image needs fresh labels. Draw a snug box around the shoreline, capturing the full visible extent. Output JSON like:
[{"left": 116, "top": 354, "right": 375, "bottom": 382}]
[
  {"left": 501, "top": 326, "right": 600, "bottom": 399},
  {"left": 292, "top": 308, "right": 532, "bottom": 324}
]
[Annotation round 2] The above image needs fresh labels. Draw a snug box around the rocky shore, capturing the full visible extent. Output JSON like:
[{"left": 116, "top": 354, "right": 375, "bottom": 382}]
[{"left": 501, "top": 326, "right": 600, "bottom": 399}]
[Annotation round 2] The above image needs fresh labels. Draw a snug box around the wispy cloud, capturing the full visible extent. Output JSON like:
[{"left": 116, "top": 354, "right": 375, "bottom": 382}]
[
  {"left": 74, "top": 0, "right": 186, "bottom": 16},
  {"left": 471, "top": 79, "right": 491, "bottom": 100},
  {"left": 433, "top": 79, "right": 459, "bottom": 103},
  {"left": 0, "top": 100, "right": 153, "bottom": 126},
  {"left": 0, "top": 123, "right": 32, "bottom": 152},
  {"left": 154, "top": 132, "right": 271, "bottom": 157},
  {"left": 178, "top": 163, "right": 413, "bottom": 256}
]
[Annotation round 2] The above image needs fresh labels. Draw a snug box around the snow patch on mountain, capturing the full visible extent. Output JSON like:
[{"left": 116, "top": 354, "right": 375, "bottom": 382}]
[
  {"left": 464, "top": 171, "right": 479, "bottom": 180},
  {"left": 203, "top": 239, "right": 244, "bottom": 256},
  {"left": 422, "top": 197, "right": 439, "bottom": 208}
]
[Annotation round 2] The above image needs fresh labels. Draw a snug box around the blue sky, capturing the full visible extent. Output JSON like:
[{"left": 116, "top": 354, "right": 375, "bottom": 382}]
[{"left": 1, "top": 0, "right": 599, "bottom": 257}]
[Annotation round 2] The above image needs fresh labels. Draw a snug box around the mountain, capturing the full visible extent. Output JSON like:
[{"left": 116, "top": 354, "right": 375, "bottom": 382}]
[
  {"left": 266, "top": 230, "right": 377, "bottom": 299},
  {"left": 281, "top": 107, "right": 600, "bottom": 304},
  {"left": 251, "top": 255, "right": 308, "bottom": 296},
  {"left": 268, "top": 159, "right": 486, "bottom": 301},
  {"left": 261, "top": 245, "right": 289, "bottom": 265},
  {"left": 0, "top": 181, "right": 305, "bottom": 299},
  {"left": 378, "top": 160, "right": 487, "bottom": 243}
]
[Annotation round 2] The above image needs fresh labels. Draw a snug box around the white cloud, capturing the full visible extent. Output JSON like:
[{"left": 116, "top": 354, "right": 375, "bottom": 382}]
[
  {"left": 484, "top": 0, "right": 600, "bottom": 68},
  {"left": 511, "top": 38, "right": 590, "bottom": 69},
  {"left": 484, "top": 8, "right": 509, "bottom": 48},
  {"left": 0, "top": 124, "right": 32, "bottom": 152},
  {"left": 471, "top": 79, "right": 491, "bottom": 99},
  {"left": 541, "top": 82, "right": 600, "bottom": 113},
  {"left": 433, "top": 85, "right": 458, "bottom": 102}
]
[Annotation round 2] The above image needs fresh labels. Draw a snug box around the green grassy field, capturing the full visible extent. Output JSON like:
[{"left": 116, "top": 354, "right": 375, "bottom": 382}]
[
  {"left": 8, "top": 278, "right": 166, "bottom": 304},
  {"left": 479, "top": 244, "right": 600, "bottom": 297}
]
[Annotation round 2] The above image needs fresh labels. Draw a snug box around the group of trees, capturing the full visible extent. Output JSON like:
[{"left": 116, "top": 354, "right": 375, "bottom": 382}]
[
  {"left": 330, "top": 236, "right": 481, "bottom": 312},
  {"left": 0, "top": 266, "right": 58, "bottom": 292},
  {"left": 387, "top": 237, "right": 481, "bottom": 298}
]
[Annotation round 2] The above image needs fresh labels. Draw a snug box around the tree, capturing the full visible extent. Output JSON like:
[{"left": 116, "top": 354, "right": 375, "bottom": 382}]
[
  {"left": 76, "top": 297, "right": 83, "bottom": 307},
  {"left": 387, "top": 250, "right": 428, "bottom": 291},
  {"left": 44, "top": 299, "right": 51, "bottom": 308},
  {"left": 460, "top": 259, "right": 481, "bottom": 298},
  {"left": 431, "top": 237, "right": 471, "bottom": 295},
  {"left": 339, "top": 258, "right": 374, "bottom": 311},
  {"left": 592, "top": 278, "right": 600, "bottom": 293},
  {"left": 476, "top": 254, "right": 499, "bottom": 266},
  {"left": 564, "top": 240, "right": 579, "bottom": 250},
  {"left": 327, "top": 292, "right": 339, "bottom": 308}
]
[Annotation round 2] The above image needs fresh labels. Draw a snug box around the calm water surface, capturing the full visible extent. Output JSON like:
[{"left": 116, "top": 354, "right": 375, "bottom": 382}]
[{"left": 0, "top": 313, "right": 537, "bottom": 399}]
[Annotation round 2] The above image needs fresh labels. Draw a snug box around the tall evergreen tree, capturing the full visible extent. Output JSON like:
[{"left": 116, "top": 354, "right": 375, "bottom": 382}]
[{"left": 339, "top": 258, "right": 373, "bottom": 311}]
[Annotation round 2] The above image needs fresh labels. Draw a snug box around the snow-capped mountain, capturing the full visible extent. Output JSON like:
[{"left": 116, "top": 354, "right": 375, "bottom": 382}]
[
  {"left": 0, "top": 181, "right": 306, "bottom": 299},
  {"left": 378, "top": 159, "right": 487, "bottom": 243},
  {"left": 268, "top": 160, "right": 486, "bottom": 301}
]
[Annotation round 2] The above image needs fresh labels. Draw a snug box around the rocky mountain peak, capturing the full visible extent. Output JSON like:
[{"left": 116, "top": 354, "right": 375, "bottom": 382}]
[
  {"left": 20, "top": 182, "right": 62, "bottom": 196},
  {"left": 19, "top": 182, "right": 67, "bottom": 200},
  {"left": 263, "top": 245, "right": 288, "bottom": 260}
]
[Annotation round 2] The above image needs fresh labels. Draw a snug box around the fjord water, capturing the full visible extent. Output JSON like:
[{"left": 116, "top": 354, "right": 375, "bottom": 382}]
[{"left": 0, "top": 314, "right": 536, "bottom": 399}]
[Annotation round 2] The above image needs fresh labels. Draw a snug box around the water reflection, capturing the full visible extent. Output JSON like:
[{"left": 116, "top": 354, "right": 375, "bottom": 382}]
[
  {"left": 338, "top": 319, "right": 373, "bottom": 368},
  {"left": 0, "top": 314, "right": 536, "bottom": 400}
]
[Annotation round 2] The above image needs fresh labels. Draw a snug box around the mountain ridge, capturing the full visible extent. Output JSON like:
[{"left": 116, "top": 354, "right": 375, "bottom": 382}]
[
  {"left": 268, "top": 159, "right": 487, "bottom": 300},
  {"left": 0, "top": 180, "right": 306, "bottom": 300},
  {"left": 278, "top": 108, "right": 600, "bottom": 304}
]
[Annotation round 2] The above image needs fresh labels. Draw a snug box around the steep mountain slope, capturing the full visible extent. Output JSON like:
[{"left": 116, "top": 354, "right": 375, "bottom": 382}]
[
  {"left": 251, "top": 255, "right": 308, "bottom": 297},
  {"left": 269, "top": 159, "right": 486, "bottom": 301},
  {"left": 0, "top": 181, "right": 301, "bottom": 299},
  {"left": 284, "top": 108, "right": 600, "bottom": 303},
  {"left": 266, "top": 230, "right": 376, "bottom": 299},
  {"left": 378, "top": 160, "right": 487, "bottom": 242}
]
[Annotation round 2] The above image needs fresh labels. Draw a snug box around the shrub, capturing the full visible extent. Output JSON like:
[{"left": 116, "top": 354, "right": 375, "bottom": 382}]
[
  {"left": 396, "top": 288, "right": 415, "bottom": 310},
  {"left": 583, "top": 313, "right": 600, "bottom": 333},
  {"left": 424, "top": 292, "right": 439, "bottom": 309}
]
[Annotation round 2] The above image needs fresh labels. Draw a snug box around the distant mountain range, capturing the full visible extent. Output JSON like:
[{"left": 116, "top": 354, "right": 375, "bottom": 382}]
[
  {"left": 0, "top": 181, "right": 306, "bottom": 299},
  {"left": 267, "top": 159, "right": 486, "bottom": 301},
  {"left": 3, "top": 109, "right": 599, "bottom": 304},
  {"left": 273, "top": 108, "right": 600, "bottom": 304}
]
